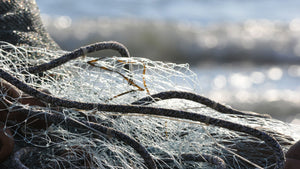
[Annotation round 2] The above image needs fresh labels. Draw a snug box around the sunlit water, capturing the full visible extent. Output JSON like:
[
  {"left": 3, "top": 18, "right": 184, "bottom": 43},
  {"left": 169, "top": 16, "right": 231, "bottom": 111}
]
[
  {"left": 36, "top": 0, "right": 300, "bottom": 24},
  {"left": 193, "top": 64, "right": 300, "bottom": 121},
  {"left": 35, "top": 0, "right": 300, "bottom": 124}
]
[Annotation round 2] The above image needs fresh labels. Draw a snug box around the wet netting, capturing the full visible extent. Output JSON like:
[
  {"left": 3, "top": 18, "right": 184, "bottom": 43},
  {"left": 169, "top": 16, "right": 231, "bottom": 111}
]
[{"left": 0, "top": 41, "right": 296, "bottom": 169}]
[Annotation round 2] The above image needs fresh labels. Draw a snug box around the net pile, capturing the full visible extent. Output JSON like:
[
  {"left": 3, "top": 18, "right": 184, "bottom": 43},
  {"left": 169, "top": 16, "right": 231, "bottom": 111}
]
[{"left": 0, "top": 41, "right": 295, "bottom": 169}]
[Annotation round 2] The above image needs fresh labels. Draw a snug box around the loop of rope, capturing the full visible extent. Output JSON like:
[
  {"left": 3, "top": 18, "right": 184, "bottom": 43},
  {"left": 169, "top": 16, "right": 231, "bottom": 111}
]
[
  {"left": 0, "top": 41, "right": 285, "bottom": 168},
  {"left": 0, "top": 65, "right": 285, "bottom": 169},
  {"left": 25, "top": 41, "right": 130, "bottom": 74}
]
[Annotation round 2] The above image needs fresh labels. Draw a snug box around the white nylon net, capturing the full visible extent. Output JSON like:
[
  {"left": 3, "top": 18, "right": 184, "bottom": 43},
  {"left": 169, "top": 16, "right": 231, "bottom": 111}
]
[{"left": 0, "top": 41, "right": 295, "bottom": 169}]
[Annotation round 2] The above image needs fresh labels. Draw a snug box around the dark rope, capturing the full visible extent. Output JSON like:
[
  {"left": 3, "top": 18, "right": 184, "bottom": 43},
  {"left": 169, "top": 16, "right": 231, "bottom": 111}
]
[
  {"left": 11, "top": 106, "right": 156, "bottom": 169},
  {"left": 25, "top": 41, "right": 130, "bottom": 74},
  {"left": 0, "top": 0, "right": 284, "bottom": 168},
  {"left": 0, "top": 68, "right": 285, "bottom": 169},
  {"left": 12, "top": 147, "right": 35, "bottom": 169},
  {"left": 132, "top": 90, "right": 270, "bottom": 118}
]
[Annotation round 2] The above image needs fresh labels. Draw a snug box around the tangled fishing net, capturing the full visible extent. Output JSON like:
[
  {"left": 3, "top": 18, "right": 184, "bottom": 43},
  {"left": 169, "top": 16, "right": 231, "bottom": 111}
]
[
  {"left": 0, "top": 40, "right": 296, "bottom": 169},
  {"left": 1, "top": 0, "right": 298, "bottom": 168}
]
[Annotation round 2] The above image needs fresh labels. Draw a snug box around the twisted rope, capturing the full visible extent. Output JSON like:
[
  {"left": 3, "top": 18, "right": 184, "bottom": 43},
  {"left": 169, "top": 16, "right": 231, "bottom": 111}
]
[
  {"left": 0, "top": 67, "right": 285, "bottom": 168},
  {"left": 25, "top": 41, "right": 130, "bottom": 74},
  {"left": 132, "top": 90, "right": 270, "bottom": 118},
  {"left": 10, "top": 106, "right": 156, "bottom": 169}
]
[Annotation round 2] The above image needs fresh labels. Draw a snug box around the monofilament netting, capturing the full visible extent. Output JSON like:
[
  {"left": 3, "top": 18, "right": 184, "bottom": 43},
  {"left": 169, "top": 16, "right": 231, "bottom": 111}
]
[{"left": 0, "top": 41, "right": 296, "bottom": 169}]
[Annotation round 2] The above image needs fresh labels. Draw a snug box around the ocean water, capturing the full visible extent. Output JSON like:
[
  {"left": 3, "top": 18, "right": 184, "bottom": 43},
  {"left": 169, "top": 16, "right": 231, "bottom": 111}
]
[
  {"left": 35, "top": 0, "right": 300, "bottom": 123},
  {"left": 36, "top": 0, "right": 300, "bottom": 24},
  {"left": 36, "top": 0, "right": 300, "bottom": 63}
]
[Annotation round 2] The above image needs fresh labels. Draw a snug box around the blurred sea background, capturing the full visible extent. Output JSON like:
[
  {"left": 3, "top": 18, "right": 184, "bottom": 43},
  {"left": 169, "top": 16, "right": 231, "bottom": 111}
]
[{"left": 36, "top": 0, "right": 300, "bottom": 126}]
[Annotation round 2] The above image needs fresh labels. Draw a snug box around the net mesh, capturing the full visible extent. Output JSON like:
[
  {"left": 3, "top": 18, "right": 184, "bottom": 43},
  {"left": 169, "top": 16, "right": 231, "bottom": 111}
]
[{"left": 0, "top": 41, "right": 295, "bottom": 169}]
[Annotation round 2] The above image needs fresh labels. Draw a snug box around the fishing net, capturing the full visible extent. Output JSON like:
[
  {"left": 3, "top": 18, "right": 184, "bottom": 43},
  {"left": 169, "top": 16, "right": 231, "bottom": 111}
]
[
  {"left": 0, "top": 0, "right": 60, "bottom": 50},
  {"left": 0, "top": 0, "right": 297, "bottom": 168},
  {"left": 0, "top": 41, "right": 296, "bottom": 169}
]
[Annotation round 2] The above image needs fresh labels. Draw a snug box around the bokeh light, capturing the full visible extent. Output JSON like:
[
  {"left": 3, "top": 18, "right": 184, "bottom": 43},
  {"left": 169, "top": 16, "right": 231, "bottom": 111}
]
[
  {"left": 54, "top": 16, "right": 72, "bottom": 29},
  {"left": 35, "top": 0, "right": 300, "bottom": 122},
  {"left": 267, "top": 67, "right": 283, "bottom": 81},
  {"left": 213, "top": 75, "right": 227, "bottom": 89},
  {"left": 250, "top": 71, "right": 265, "bottom": 84},
  {"left": 288, "top": 65, "right": 300, "bottom": 77},
  {"left": 229, "top": 73, "right": 252, "bottom": 89}
]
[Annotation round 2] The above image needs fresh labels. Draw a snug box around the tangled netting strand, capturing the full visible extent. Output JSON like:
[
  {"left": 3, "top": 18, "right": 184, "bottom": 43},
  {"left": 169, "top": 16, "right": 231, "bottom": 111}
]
[{"left": 0, "top": 41, "right": 296, "bottom": 169}]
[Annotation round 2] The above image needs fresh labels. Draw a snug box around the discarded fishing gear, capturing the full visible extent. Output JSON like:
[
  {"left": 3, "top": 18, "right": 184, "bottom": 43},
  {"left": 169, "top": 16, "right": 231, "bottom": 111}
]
[
  {"left": 0, "top": 0, "right": 295, "bottom": 168},
  {"left": 0, "top": 41, "right": 294, "bottom": 169}
]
